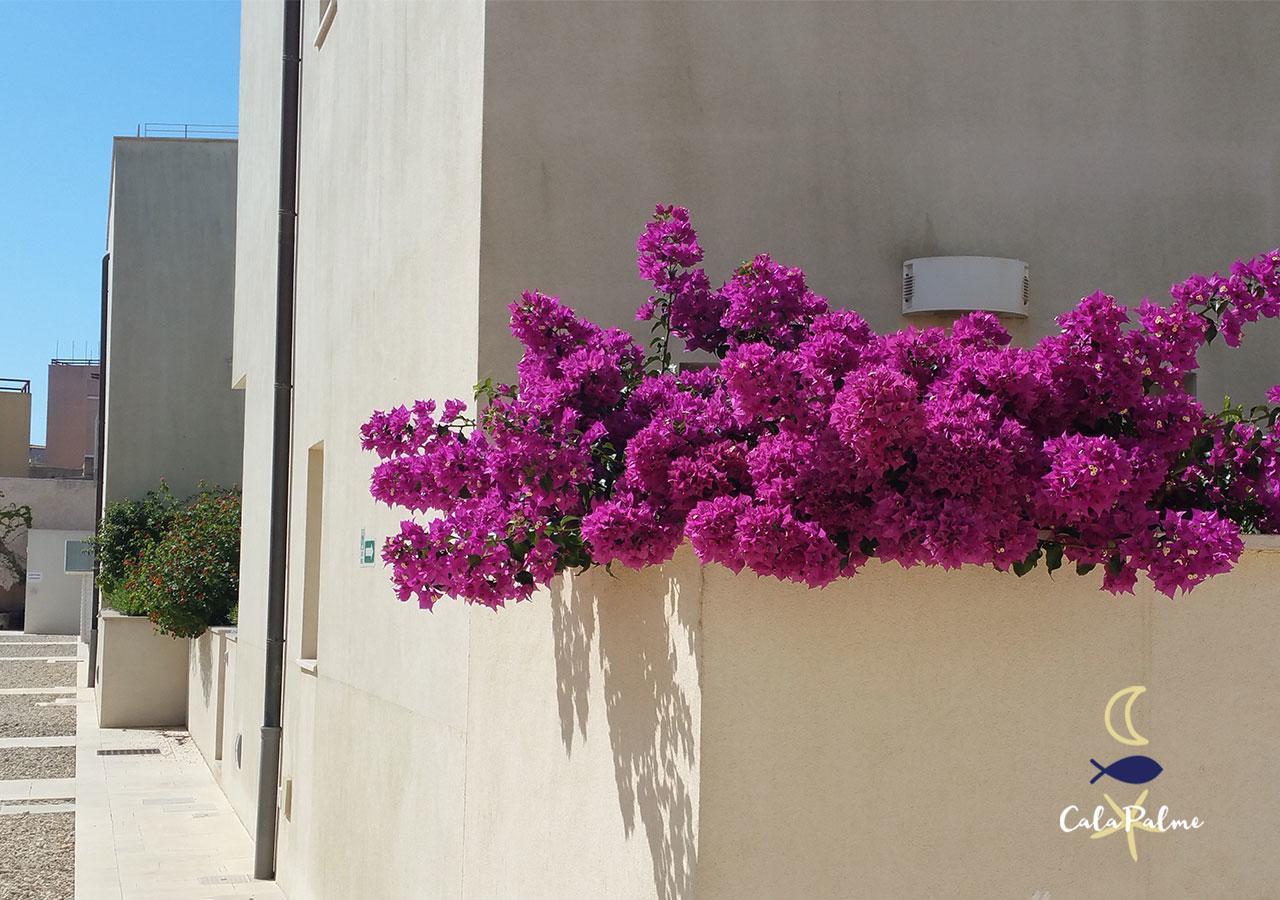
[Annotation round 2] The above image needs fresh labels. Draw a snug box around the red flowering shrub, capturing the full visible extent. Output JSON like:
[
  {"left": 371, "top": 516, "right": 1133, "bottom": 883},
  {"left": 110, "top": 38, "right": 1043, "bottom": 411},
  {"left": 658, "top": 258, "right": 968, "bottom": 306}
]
[{"left": 119, "top": 486, "right": 240, "bottom": 638}]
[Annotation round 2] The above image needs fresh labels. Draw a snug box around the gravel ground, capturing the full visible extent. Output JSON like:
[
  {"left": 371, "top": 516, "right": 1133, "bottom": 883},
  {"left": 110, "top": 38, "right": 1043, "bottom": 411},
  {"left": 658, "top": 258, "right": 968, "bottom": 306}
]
[
  {"left": 0, "top": 638, "right": 77, "bottom": 900},
  {"left": 0, "top": 746, "right": 75, "bottom": 781},
  {"left": 0, "top": 661, "right": 77, "bottom": 689},
  {"left": 0, "top": 644, "right": 77, "bottom": 659},
  {"left": 0, "top": 695, "right": 75, "bottom": 738},
  {"left": 0, "top": 812, "right": 74, "bottom": 900}
]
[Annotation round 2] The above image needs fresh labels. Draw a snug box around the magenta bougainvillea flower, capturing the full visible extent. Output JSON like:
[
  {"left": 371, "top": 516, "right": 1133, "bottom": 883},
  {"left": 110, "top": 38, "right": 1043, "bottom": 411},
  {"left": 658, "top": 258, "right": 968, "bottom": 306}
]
[{"left": 362, "top": 205, "right": 1280, "bottom": 610}]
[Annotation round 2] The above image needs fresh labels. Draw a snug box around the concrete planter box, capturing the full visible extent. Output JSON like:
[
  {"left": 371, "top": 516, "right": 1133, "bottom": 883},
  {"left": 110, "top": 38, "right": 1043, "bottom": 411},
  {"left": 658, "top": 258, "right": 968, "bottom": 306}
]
[
  {"left": 188, "top": 626, "right": 237, "bottom": 774},
  {"left": 95, "top": 610, "right": 189, "bottom": 728}
]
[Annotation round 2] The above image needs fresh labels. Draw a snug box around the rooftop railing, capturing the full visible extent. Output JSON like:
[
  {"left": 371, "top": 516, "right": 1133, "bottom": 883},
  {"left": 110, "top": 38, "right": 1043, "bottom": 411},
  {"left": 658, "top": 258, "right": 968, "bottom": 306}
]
[
  {"left": 135, "top": 123, "right": 237, "bottom": 140},
  {"left": 0, "top": 378, "right": 31, "bottom": 393}
]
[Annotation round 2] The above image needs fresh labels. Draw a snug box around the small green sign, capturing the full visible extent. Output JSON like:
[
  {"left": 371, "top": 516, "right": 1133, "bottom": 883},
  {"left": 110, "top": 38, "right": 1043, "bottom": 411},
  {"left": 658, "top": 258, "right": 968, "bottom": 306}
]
[{"left": 360, "top": 528, "right": 376, "bottom": 566}]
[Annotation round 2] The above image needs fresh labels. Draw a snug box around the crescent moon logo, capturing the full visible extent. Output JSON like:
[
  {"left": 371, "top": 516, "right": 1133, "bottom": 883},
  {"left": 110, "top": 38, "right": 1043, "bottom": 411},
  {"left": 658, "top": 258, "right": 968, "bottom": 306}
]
[{"left": 1104, "top": 685, "right": 1149, "bottom": 747}]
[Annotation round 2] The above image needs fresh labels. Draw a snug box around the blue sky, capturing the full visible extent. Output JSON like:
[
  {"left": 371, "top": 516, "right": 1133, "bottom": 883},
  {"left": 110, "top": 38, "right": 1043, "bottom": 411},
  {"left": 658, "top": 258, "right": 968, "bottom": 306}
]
[{"left": 0, "top": 0, "right": 240, "bottom": 443}]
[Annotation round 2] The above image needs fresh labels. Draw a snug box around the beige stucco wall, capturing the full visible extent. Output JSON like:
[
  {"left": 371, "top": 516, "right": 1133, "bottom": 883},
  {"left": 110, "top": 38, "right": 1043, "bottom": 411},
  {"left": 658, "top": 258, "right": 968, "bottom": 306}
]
[
  {"left": 0, "top": 476, "right": 96, "bottom": 532},
  {"left": 95, "top": 611, "right": 189, "bottom": 729},
  {"left": 22, "top": 529, "right": 91, "bottom": 635},
  {"left": 270, "top": 537, "right": 1280, "bottom": 899},
  {"left": 222, "top": 0, "right": 279, "bottom": 832},
  {"left": 224, "top": 2, "right": 1280, "bottom": 896},
  {"left": 0, "top": 390, "right": 32, "bottom": 477},
  {"left": 103, "top": 137, "right": 244, "bottom": 505},
  {"left": 189, "top": 627, "right": 235, "bottom": 774},
  {"left": 478, "top": 1, "right": 1280, "bottom": 407},
  {"left": 698, "top": 540, "right": 1280, "bottom": 898},
  {"left": 228, "top": 0, "right": 486, "bottom": 885}
]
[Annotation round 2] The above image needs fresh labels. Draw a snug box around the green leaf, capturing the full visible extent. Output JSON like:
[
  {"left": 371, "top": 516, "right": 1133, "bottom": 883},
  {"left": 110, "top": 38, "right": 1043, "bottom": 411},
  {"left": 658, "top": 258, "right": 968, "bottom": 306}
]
[
  {"left": 1075, "top": 561, "right": 1096, "bottom": 577},
  {"left": 1044, "top": 544, "right": 1064, "bottom": 574},
  {"left": 1012, "top": 546, "right": 1042, "bottom": 577}
]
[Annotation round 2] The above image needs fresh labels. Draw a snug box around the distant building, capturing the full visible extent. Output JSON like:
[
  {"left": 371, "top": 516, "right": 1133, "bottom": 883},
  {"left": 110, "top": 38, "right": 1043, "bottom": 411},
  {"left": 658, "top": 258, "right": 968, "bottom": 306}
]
[
  {"left": 0, "top": 379, "right": 32, "bottom": 479},
  {"left": 101, "top": 136, "right": 243, "bottom": 506},
  {"left": 0, "top": 372, "right": 95, "bottom": 630},
  {"left": 42, "top": 359, "right": 100, "bottom": 474}
]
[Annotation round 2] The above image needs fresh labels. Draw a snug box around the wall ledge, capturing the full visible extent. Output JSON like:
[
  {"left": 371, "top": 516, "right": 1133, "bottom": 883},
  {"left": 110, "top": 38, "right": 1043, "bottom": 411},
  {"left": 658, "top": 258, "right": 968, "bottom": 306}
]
[{"left": 1244, "top": 534, "right": 1280, "bottom": 552}]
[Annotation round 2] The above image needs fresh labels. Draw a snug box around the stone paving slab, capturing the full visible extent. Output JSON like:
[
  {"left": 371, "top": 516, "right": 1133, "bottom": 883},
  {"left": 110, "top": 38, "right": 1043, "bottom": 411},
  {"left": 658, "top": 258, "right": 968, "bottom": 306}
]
[
  {"left": 0, "top": 693, "right": 76, "bottom": 738},
  {"left": 0, "top": 777, "right": 76, "bottom": 801},
  {"left": 76, "top": 693, "right": 284, "bottom": 900},
  {"left": 0, "top": 659, "right": 78, "bottom": 688},
  {"left": 0, "top": 801, "right": 76, "bottom": 815}
]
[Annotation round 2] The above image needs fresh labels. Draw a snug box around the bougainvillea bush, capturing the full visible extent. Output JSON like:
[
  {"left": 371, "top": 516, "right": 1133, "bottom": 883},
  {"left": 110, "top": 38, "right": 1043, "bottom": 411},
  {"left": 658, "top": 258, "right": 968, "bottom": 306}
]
[{"left": 363, "top": 206, "right": 1280, "bottom": 610}]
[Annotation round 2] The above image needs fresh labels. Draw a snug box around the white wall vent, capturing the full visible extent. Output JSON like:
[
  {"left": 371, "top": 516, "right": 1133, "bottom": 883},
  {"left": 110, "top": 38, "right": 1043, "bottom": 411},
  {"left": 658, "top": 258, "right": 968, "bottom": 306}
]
[{"left": 902, "top": 256, "right": 1029, "bottom": 318}]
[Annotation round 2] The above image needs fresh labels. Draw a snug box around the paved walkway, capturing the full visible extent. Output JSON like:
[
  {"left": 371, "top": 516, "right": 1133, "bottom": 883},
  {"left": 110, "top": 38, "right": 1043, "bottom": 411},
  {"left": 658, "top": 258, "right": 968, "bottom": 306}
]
[{"left": 75, "top": 647, "right": 284, "bottom": 900}]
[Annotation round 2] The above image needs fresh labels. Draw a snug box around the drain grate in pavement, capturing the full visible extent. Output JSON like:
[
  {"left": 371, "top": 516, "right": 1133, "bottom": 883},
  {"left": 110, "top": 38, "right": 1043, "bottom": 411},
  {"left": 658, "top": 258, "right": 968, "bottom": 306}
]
[
  {"left": 95, "top": 748, "right": 160, "bottom": 756},
  {"left": 197, "top": 874, "right": 251, "bottom": 885}
]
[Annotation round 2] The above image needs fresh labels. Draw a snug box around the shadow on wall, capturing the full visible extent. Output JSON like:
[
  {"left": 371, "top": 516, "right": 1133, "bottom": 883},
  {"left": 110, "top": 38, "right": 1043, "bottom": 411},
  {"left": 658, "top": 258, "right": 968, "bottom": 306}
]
[
  {"left": 197, "top": 628, "right": 215, "bottom": 706},
  {"left": 551, "top": 554, "right": 702, "bottom": 900}
]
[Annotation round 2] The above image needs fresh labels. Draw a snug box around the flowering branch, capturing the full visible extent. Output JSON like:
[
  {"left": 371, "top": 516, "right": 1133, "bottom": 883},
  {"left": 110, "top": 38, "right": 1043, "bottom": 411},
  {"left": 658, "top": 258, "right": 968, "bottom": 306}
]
[{"left": 362, "top": 206, "right": 1280, "bottom": 610}]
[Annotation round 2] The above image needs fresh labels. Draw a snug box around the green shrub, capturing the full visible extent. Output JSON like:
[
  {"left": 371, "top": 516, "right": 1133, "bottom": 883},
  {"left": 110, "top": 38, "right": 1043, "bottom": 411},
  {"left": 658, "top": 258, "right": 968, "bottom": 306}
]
[
  {"left": 123, "top": 487, "right": 241, "bottom": 639},
  {"left": 91, "top": 484, "right": 179, "bottom": 599},
  {"left": 0, "top": 491, "right": 32, "bottom": 584}
]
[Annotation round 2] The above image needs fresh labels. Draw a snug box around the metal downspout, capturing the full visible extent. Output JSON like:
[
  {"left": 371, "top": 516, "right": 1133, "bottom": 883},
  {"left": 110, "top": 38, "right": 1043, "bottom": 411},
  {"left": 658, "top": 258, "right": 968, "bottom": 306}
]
[
  {"left": 87, "top": 252, "right": 109, "bottom": 687},
  {"left": 254, "top": 0, "right": 302, "bottom": 880}
]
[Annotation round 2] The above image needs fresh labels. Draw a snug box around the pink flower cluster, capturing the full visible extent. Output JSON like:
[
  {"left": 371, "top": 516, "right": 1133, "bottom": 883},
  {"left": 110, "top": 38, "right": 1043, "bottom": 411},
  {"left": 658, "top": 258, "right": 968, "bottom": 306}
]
[{"left": 364, "top": 206, "right": 1280, "bottom": 610}]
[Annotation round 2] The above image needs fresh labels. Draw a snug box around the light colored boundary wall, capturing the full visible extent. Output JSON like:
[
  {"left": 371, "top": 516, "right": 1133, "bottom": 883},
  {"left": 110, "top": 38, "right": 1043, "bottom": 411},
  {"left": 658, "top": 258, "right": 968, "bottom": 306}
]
[
  {"left": 0, "top": 476, "right": 95, "bottom": 531},
  {"left": 0, "top": 476, "right": 95, "bottom": 619},
  {"left": 189, "top": 627, "right": 235, "bottom": 774},
  {"left": 23, "top": 529, "right": 91, "bottom": 635},
  {"left": 479, "top": 1, "right": 1280, "bottom": 408},
  {"left": 95, "top": 611, "right": 188, "bottom": 729},
  {"left": 698, "top": 541, "right": 1280, "bottom": 898},
  {"left": 262, "top": 539, "right": 1280, "bottom": 899},
  {"left": 103, "top": 137, "right": 243, "bottom": 505}
]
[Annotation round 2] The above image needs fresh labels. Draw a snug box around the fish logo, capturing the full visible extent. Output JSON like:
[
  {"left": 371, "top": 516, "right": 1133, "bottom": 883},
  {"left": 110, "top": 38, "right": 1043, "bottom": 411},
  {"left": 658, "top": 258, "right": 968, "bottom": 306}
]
[
  {"left": 1091, "top": 685, "right": 1161, "bottom": 785},
  {"left": 1089, "top": 755, "right": 1163, "bottom": 785},
  {"left": 1061, "top": 685, "right": 1202, "bottom": 862}
]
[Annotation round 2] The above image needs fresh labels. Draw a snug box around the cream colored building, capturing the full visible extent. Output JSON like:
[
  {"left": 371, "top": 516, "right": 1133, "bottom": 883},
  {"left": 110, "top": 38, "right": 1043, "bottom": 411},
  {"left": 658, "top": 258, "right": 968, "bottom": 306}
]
[
  {"left": 225, "top": 3, "right": 1280, "bottom": 897},
  {"left": 102, "top": 136, "right": 244, "bottom": 506}
]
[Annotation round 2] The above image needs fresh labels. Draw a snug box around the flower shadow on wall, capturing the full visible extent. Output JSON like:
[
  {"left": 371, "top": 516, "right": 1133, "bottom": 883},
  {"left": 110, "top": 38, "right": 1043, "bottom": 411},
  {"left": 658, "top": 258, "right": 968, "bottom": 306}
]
[{"left": 551, "top": 550, "right": 702, "bottom": 900}]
